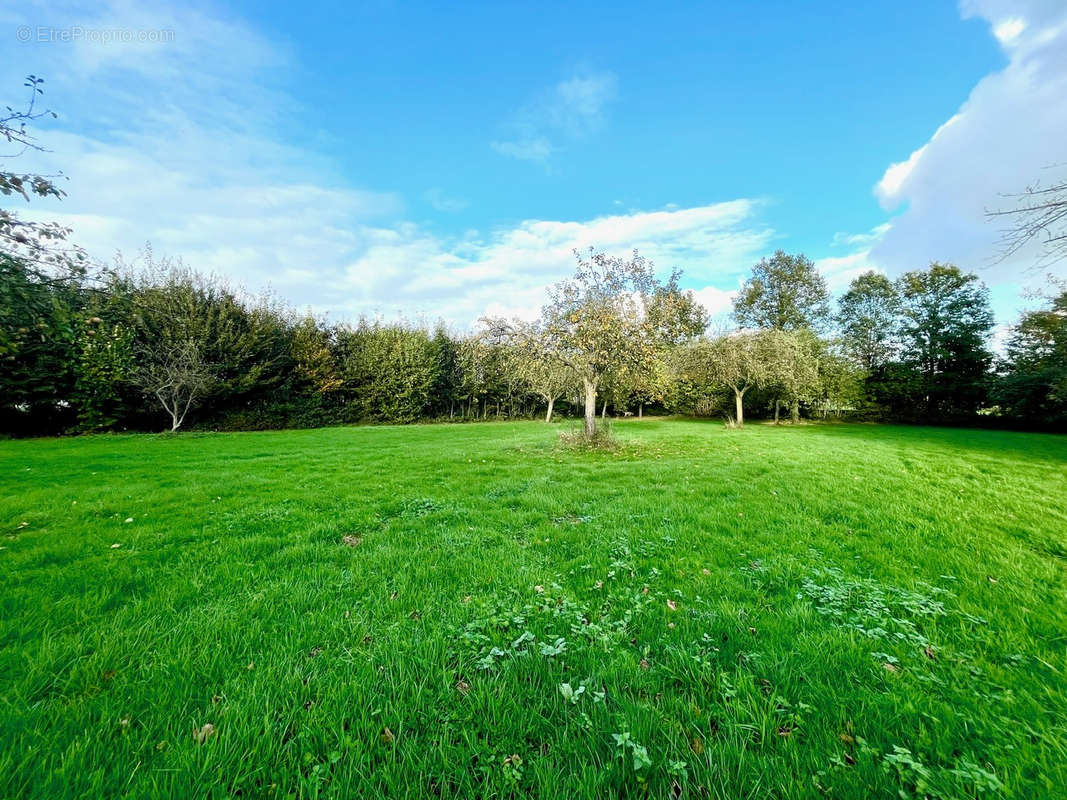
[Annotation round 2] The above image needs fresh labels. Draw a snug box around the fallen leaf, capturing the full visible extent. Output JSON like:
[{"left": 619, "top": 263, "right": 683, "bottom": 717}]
[
  {"left": 110, "top": 543, "right": 121, "bottom": 549},
  {"left": 156, "top": 740, "right": 167, "bottom": 751},
  {"left": 409, "top": 610, "right": 421, "bottom": 620},
  {"left": 341, "top": 534, "right": 362, "bottom": 547},
  {"left": 701, "top": 568, "right": 710, "bottom": 576},
  {"left": 594, "top": 580, "right": 603, "bottom": 589},
  {"left": 247, "top": 661, "right": 255, "bottom": 670},
  {"left": 748, "top": 626, "right": 756, "bottom": 634},
  {"left": 666, "top": 599, "right": 677, "bottom": 611},
  {"left": 309, "top": 647, "right": 323, "bottom": 658},
  {"left": 381, "top": 727, "right": 395, "bottom": 745},
  {"left": 193, "top": 723, "right": 216, "bottom": 744},
  {"left": 883, "top": 662, "right": 899, "bottom": 673},
  {"left": 534, "top": 585, "right": 544, "bottom": 593},
  {"left": 641, "top": 586, "right": 650, "bottom": 595},
  {"left": 389, "top": 591, "right": 398, "bottom": 600},
  {"left": 456, "top": 679, "right": 470, "bottom": 695},
  {"left": 776, "top": 726, "right": 792, "bottom": 737},
  {"left": 987, "top": 575, "right": 998, "bottom": 584},
  {"left": 691, "top": 737, "right": 705, "bottom": 756},
  {"left": 211, "top": 694, "right": 223, "bottom": 705},
  {"left": 124, "top": 518, "right": 133, "bottom": 523},
  {"left": 461, "top": 595, "right": 472, "bottom": 604},
  {"left": 923, "top": 646, "right": 937, "bottom": 660},
  {"left": 639, "top": 658, "right": 650, "bottom": 670}
]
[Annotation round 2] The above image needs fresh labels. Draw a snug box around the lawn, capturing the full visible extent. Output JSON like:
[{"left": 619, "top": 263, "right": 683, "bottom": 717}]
[{"left": 1, "top": 419, "right": 1065, "bottom": 799}]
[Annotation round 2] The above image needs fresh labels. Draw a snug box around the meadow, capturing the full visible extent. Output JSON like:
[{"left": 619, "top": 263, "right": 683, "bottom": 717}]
[{"left": 1, "top": 419, "right": 1065, "bottom": 799}]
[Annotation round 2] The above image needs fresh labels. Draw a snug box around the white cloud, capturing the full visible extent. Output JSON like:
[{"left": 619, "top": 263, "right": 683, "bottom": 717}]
[
  {"left": 491, "top": 70, "right": 617, "bottom": 164},
  {"left": 993, "top": 16, "right": 1026, "bottom": 43},
  {"left": 338, "top": 201, "right": 774, "bottom": 326},
  {"left": 870, "top": 0, "right": 1067, "bottom": 301},
  {"left": 2, "top": 3, "right": 770, "bottom": 330}
]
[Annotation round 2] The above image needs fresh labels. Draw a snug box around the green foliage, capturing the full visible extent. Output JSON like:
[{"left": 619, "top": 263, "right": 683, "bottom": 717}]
[
  {"left": 995, "top": 279, "right": 1067, "bottom": 424},
  {"left": 836, "top": 270, "right": 900, "bottom": 371},
  {"left": 896, "top": 262, "right": 994, "bottom": 418},
  {"left": 733, "top": 250, "right": 831, "bottom": 332},
  {"left": 70, "top": 315, "right": 134, "bottom": 431},
  {"left": 338, "top": 321, "right": 439, "bottom": 423}
]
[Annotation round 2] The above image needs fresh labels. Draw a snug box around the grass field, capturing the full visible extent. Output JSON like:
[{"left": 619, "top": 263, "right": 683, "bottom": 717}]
[{"left": 1, "top": 420, "right": 1065, "bottom": 799}]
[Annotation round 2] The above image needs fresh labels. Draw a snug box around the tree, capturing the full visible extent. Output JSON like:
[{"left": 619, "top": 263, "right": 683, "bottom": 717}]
[
  {"left": 290, "top": 315, "right": 342, "bottom": 396},
  {"left": 895, "top": 263, "right": 994, "bottom": 418},
  {"left": 733, "top": 251, "right": 830, "bottom": 332},
  {"left": 995, "top": 277, "right": 1067, "bottom": 424},
  {"left": 1, "top": 75, "right": 87, "bottom": 281},
  {"left": 337, "top": 320, "right": 438, "bottom": 423},
  {"left": 672, "top": 332, "right": 772, "bottom": 427},
  {"left": 512, "top": 330, "right": 577, "bottom": 422},
  {"left": 136, "top": 339, "right": 214, "bottom": 431},
  {"left": 503, "top": 248, "right": 706, "bottom": 437},
  {"left": 763, "top": 329, "right": 821, "bottom": 423},
  {"left": 836, "top": 271, "right": 900, "bottom": 371},
  {"left": 987, "top": 174, "right": 1067, "bottom": 267},
  {"left": 124, "top": 251, "right": 292, "bottom": 417},
  {"left": 0, "top": 253, "right": 78, "bottom": 432}
]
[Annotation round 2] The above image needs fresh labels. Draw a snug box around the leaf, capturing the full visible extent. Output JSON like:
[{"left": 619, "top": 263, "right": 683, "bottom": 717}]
[
  {"left": 381, "top": 727, "right": 395, "bottom": 746},
  {"left": 341, "top": 534, "right": 362, "bottom": 547},
  {"left": 690, "top": 737, "right": 704, "bottom": 756},
  {"left": 666, "top": 599, "right": 677, "bottom": 611}
]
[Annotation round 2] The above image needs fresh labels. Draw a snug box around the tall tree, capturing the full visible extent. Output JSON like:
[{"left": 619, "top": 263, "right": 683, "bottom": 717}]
[
  {"left": 895, "top": 263, "right": 994, "bottom": 418},
  {"left": 995, "top": 277, "right": 1067, "bottom": 424},
  {"left": 836, "top": 271, "right": 900, "bottom": 371},
  {"left": 733, "top": 251, "right": 831, "bottom": 332}
]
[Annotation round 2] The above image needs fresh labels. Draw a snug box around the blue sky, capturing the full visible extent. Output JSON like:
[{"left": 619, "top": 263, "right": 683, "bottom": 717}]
[{"left": 4, "top": 0, "right": 1066, "bottom": 334}]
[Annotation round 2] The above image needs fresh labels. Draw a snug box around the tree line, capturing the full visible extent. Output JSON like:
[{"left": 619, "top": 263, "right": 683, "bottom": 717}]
[
  {"left": 2, "top": 77, "right": 1065, "bottom": 436},
  {"left": 2, "top": 244, "right": 1064, "bottom": 436}
]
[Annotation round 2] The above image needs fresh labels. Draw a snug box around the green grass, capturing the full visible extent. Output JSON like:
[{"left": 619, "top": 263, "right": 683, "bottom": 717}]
[{"left": 1, "top": 420, "right": 1066, "bottom": 799}]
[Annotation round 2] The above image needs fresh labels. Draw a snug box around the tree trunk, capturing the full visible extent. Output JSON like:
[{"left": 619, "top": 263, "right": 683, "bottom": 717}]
[
  {"left": 583, "top": 378, "right": 597, "bottom": 437},
  {"left": 601, "top": 398, "right": 607, "bottom": 420},
  {"left": 638, "top": 402, "right": 643, "bottom": 418},
  {"left": 734, "top": 387, "right": 745, "bottom": 427},
  {"left": 545, "top": 396, "right": 555, "bottom": 423},
  {"left": 774, "top": 398, "right": 780, "bottom": 424},
  {"left": 790, "top": 398, "right": 799, "bottom": 424}
]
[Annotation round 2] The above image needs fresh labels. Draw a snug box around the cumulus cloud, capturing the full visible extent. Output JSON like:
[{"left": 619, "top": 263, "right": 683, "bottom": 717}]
[
  {"left": 339, "top": 201, "right": 774, "bottom": 327},
  {"left": 870, "top": 0, "right": 1067, "bottom": 293},
  {"left": 491, "top": 70, "right": 617, "bottom": 164}
]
